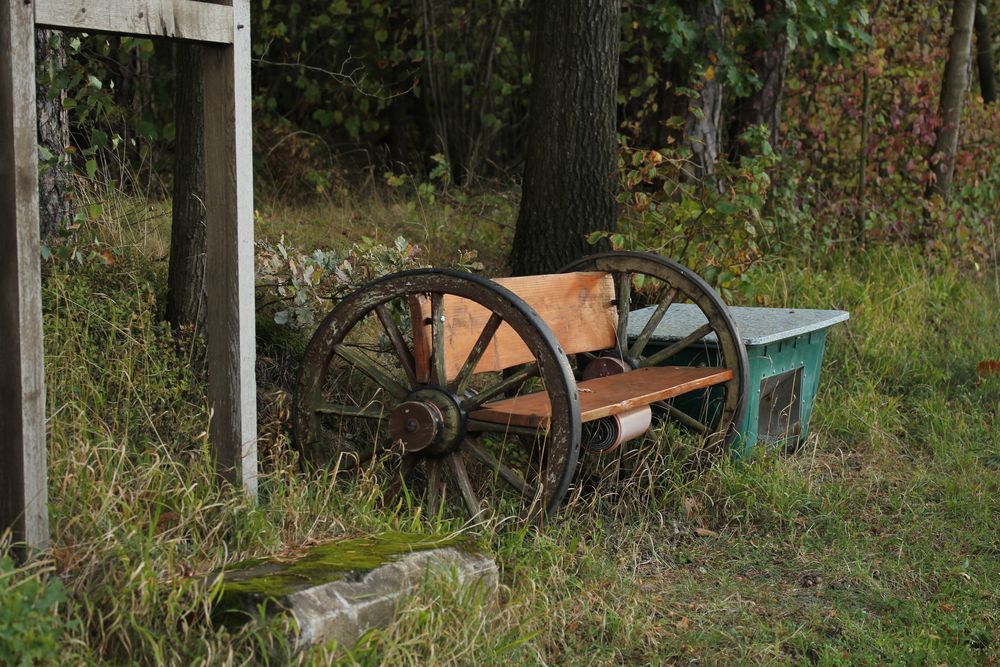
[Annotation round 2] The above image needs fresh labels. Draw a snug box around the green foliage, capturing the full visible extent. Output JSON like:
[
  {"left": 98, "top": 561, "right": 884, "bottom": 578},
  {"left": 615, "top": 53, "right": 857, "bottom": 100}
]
[
  {"left": 596, "top": 125, "right": 779, "bottom": 300},
  {"left": 619, "top": 0, "right": 869, "bottom": 146},
  {"left": 781, "top": 0, "right": 998, "bottom": 262},
  {"left": 255, "top": 224, "right": 484, "bottom": 329},
  {"left": 252, "top": 0, "right": 532, "bottom": 186},
  {"left": 0, "top": 556, "right": 71, "bottom": 666},
  {"left": 256, "top": 234, "right": 426, "bottom": 328}
]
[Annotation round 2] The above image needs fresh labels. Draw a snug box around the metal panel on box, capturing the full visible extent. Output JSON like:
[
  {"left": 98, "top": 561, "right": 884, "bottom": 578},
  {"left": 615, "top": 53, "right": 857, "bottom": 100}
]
[{"left": 628, "top": 304, "right": 849, "bottom": 456}]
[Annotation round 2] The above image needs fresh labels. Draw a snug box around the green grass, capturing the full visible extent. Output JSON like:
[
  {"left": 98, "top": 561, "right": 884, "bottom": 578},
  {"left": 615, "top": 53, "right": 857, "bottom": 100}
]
[{"left": 5, "top": 196, "right": 998, "bottom": 665}]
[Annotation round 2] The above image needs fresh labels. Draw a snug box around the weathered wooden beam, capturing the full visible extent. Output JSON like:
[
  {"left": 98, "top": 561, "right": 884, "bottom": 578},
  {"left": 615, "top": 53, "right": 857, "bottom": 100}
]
[
  {"left": 202, "top": 0, "right": 257, "bottom": 498},
  {"left": 1, "top": 0, "right": 50, "bottom": 553},
  {"left": 34, "top": 0, "right": 235, "bottom": 45}
]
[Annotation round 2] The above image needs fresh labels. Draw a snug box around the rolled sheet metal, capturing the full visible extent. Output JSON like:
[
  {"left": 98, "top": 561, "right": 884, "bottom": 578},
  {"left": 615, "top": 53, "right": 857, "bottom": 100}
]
[{"left": 583, "top": 406, "right": 652, "bottom": 453}]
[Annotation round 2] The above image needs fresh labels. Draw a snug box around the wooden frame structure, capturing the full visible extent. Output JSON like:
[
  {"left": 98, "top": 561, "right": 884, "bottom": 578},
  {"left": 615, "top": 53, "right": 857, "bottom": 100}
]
[{"left": 1, "top": 0, "right": 257, "bottom": 554}]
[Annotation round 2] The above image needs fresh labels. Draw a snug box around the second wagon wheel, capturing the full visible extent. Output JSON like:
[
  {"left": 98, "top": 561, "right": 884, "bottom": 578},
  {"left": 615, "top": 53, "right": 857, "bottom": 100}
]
[
  {"left": 560, "top": 251, "right": 749, "bottom": 454},
  {"left": 292, "top": 269, "right": 581, "bottom": 523}
]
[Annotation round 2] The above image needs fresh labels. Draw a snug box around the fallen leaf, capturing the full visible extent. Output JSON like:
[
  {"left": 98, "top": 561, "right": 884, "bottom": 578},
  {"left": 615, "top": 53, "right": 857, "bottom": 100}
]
[
  {"left": 694, "top": 527, "right": 718, "bottom": 538},
  {"left": 977, "top": 360, "right": 1000, "bottom": 376},
  {"left": 155, "top": 511, "right": 180, "bottom": 533}
]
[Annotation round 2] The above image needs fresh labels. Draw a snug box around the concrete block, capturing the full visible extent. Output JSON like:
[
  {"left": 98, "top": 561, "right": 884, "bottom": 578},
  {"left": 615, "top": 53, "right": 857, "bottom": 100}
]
[{"left": 214, "top": 533, "right": 498, "bottom": 652}]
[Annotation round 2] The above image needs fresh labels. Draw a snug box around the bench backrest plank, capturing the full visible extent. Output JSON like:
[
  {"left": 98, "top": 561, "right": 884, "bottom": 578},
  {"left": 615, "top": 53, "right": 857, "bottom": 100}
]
[{"left": 413, "top": 272, "right": 618, "bottom": 379}]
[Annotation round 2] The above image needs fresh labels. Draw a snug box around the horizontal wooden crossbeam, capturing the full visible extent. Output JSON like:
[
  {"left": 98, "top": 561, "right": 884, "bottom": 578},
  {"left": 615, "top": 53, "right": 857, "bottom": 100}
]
[{"left": 34, "top": 0, "right": 235, "bottom": 44}]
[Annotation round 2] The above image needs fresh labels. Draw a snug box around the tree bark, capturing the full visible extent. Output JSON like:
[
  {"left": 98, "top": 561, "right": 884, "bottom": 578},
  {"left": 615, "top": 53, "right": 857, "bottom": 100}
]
[
  {"left": 510, "top": 0, "right": 620, "bottom": 276},
  {"left": 731, "top": 0, "right": 787, "bottom": 156},
  {"left": 166, "top": 44, "right": 207, "bottom": 331},
  {"left": 927, "top": 0, "right": 977, "bottom": 200},
  {"left": 35, "top": 29, "right": 72, "bottom": 238},
  {"left": 684, "top": 0, "right": 724, "bottom": 180},
  {"left": 975, "top": 0, "right": 996, "bottom": 103}
]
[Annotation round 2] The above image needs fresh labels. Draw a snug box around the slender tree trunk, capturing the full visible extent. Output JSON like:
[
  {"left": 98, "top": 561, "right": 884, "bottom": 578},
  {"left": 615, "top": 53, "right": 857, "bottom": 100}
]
[
  {"left": 927, "top": 0, "right": 977, "bottom": 200},
  {"left": 35, "top": 29, "right": 71, "bottom": 237},
  {"left": 511, "top": 0, "right": 620, "bottom": 276},
  {"left": 166, "top": 44, "right": 207, "bottom": 331},
  {"left": 975, "top": 0, "right": 996, "bottom": 103},
  {"left": 684, "top": 0, "right": 724, "bottom": 180},
  {"left": 731, "top": 0, "right": 787, "bottom": 156}
]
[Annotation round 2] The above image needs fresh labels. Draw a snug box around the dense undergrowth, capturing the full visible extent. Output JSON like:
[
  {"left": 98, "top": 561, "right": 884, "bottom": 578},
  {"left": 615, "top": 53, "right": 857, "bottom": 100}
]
[{"left": 3, "top": 195, "right": 997, "bottom": 665}]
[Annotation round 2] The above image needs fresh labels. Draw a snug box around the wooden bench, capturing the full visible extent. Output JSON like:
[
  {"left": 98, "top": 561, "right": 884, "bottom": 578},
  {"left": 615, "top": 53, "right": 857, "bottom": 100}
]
[
  {"left": 294, "top": 251, "right": 748, "bottom": 522},
  {"left": 411, "top": 272, "right": 733, "bottom": 429}
]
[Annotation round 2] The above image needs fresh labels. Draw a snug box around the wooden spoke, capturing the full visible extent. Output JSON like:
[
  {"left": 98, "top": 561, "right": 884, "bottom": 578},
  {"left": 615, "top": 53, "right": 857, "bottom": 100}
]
[
  {"left": 431, "top": 292, "right": 447, "bottom": 385},
  {"left": 615, "top": 271, "right": 631, "bottom": 357},
  {"left": 467, "top": 419, "right": 547, "bottom": 439},
  {"left": 333, "top": 344, "right": 410, "bottom": 400},
  {"left": 640, "top": 322, "right": 714, "bottom": 368},
  {"left": 332, "top": 445, "right": 376, "bottom": 470},
  {"left": 383, "top": 453, "right": 420, "bottom": 506},
  {"left": 629, "top": 285, "right": 678, "bottom": 359},
  {"left": 447, "top": 452, "right": 484, "bottom": 520},
  {"left": 461, "top": 363, "right": 539, "bottom": 410},
  {"left": 314, "top": 402, "right": 384, "bottom": 419},
  {"left": 408, "top": 295, "right": 432, "bottom": 385},
  {"left": 464, "top": 438, "right": 536, "bottom": 497},
  {"left": 375, "top": 303, "right": 417, "bottom": 387},
  {"left": 450, "top": 312, "right": 503, "bottom": 395},
  {"left": 655, "top": 401, "right": 708, "bottom": 434},
  {"left": 426, "top": 460, "right": 446, "bottom": 516}
]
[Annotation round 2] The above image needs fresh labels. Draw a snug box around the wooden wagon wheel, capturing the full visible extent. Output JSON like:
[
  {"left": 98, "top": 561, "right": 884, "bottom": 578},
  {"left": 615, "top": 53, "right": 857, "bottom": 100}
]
[
  {"left": 560, "top": 251, "right": 749, "bottom": 454},
  {"left": 292, "top": 269, "right": 581, "bottom": 523}
]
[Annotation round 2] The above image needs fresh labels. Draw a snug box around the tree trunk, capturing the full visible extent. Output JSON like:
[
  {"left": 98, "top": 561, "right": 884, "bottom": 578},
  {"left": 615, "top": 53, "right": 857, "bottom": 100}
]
[
  {"left": 166, "top": 44, "right": 207, "bottom": 331},
  {"left": 731, "top": 0, "right": 787, "bottom": 156},
  {"left": 927, "top": 0, "right": 977, "bottom": 200},
  {"left": 684, "top": 0, "right": 724, "bottom": 180},
  {"left": 510, "top": 0, "right": 620, "bottom": 276},
  {"left": 975, "top": 0, "right": 996, "bottom": 103},
  {"left": 35, "top": 29, "right": 71, "bottom": 238}
]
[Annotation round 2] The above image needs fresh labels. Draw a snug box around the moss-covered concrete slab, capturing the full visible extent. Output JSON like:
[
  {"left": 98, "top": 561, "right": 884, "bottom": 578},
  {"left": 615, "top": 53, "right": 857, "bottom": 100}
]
[{"left": 214, "top": 533, "right": 498, "bottom": 651}]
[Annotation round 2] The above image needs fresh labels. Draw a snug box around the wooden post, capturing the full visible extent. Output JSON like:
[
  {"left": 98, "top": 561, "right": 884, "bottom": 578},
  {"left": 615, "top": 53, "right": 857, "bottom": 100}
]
[
  {"left": 202, "top": 0, "right": 257, "bottom": 497},
  {"left": 0, "top": 0, "right": 50, "bottom": 552}
]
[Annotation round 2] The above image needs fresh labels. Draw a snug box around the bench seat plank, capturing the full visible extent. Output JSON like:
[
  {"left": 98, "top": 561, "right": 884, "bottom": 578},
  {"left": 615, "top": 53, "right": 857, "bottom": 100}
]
[{"left": 470, "top": 366, "right": 733, "bottom": 429}]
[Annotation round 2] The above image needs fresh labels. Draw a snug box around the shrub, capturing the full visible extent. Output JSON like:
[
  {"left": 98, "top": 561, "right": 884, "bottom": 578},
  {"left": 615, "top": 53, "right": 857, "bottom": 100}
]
[{"left": 0, "top": 555, "right": 71, "bottom": 666}]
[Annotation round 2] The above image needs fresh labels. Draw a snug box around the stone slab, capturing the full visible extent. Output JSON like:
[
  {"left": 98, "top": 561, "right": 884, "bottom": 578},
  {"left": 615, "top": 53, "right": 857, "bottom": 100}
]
[
  {"left": 214, "top": 533, "right": 499, "bottom": 652},
  {"left": 628, "top": 303, "right": 850, "bottom": 347}
]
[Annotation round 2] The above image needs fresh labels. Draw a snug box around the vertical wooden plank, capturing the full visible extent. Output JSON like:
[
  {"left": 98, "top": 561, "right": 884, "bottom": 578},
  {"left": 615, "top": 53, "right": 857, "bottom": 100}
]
[
  {"left": 201, "top": 0, "right": 257, "bottom": 498},
  {"left": 0, "top": 0, "right": 50, "bottom": 552}
]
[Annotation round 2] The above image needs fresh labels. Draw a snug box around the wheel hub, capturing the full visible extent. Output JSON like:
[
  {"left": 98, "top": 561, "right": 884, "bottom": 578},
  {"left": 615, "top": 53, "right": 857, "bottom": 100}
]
[{"left": 387, "top": 387, "right": 465, "bottom": 456}]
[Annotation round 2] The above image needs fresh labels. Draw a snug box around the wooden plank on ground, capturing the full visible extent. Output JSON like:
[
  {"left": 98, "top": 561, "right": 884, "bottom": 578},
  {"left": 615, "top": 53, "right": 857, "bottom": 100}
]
[
  {"left": 471, "top": 366, "right": 733, "bottom": 428},
  {"left": 34, "top": 0, "right": 235, "bottom": 44},
  {"left": 0, "top": 0, "right": 50, "bottom": 553},
  {"left": 413, "top": 272, "right": 617, "bottom": 378},
  {"left": 202, "top": 0, "right": 257, "bottom": 497}
]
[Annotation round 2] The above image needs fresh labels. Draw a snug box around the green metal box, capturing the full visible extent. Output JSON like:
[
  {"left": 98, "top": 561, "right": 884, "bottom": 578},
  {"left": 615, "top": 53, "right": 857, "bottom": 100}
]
[{"left": 628, "top": 305, "right": 849, "bottom": 457}]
